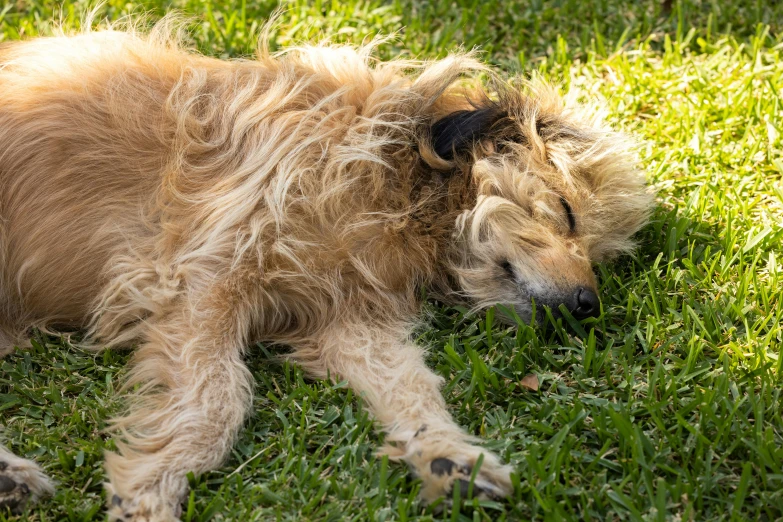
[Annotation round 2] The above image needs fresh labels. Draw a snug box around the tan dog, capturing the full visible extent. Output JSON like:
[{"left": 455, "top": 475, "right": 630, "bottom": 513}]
[{"left": 0, "top": 21, "right": 651, "bottom": 521}]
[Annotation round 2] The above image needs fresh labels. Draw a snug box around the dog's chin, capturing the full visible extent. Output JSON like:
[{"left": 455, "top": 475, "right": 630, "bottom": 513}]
[
  {"left": 492, "top": 297, "right": 568, "bottom": 327},
  {"left": 493, "top": 302, "right": 534, "bottom": 325},
  {"left": 494, "top": 300, "right": 600, "bottom": 339}
]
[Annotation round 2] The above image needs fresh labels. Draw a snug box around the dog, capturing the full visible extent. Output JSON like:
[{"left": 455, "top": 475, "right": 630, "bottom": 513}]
[{"left": 0, "top": 20, "right": 652, "bottom": 521}]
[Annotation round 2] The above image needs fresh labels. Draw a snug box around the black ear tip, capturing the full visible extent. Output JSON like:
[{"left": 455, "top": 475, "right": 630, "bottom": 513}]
[
  {"left": 430, "top": 110, "right": 470, "bottom": 160},
  {"left": 430, "top": 106, "right": 506, "bottom": 161}
]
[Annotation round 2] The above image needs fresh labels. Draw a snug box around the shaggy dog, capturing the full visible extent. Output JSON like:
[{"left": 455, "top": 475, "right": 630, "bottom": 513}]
[{"left": 0, "top": 20, "right": 652, "bottom": 521}]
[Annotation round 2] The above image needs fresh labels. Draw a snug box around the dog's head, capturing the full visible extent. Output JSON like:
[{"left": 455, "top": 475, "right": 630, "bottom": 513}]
[{"left": 428, "top": 80, "right": 653, "bottom": 322}]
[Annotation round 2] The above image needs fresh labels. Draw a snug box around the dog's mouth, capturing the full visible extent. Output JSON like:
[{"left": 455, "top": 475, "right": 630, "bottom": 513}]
[{"left": 496, "top": 286, "right": 601, "bottom": 326}]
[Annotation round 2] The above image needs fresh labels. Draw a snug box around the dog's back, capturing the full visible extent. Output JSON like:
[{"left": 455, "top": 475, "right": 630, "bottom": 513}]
[
  {"left": 0, "top": 32, "right": 183, "bottom": 342},
  {"left": 0, "top": 29, "right": 452, "bottom": 350}
]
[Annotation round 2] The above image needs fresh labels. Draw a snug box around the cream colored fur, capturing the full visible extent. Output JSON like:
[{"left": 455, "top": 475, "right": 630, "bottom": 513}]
[
  {"left": 0, "top": 20, "right": 651, "bottom": 521},
  {"left": 0, "top": 444, "right": 54, "bottom": 508}
]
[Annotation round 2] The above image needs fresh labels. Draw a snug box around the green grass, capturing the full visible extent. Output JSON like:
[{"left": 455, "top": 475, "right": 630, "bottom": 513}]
[{"left": 2, "top": 1, "right": 783, "bottom": 520}]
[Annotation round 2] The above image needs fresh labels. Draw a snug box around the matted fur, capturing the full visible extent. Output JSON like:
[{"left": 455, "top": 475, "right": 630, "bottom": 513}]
[{"left": 0, "top": 18, "right": 652, "bottom": 521}]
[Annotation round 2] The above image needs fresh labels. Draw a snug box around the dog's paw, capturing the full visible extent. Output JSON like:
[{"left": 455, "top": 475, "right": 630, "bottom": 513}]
[
  {"left": 421, "top": 456, "right": 510, "bottom": 503},
  {"left": 0, "top": 457, "right": 55, "bottom": 513},
  {"left": 0, "top": 468, "right": 30, "bottom": 513},
  {"left": 106, "top": 486, "right": 182, "bottom": 522},
  {"left": 401, "top": 426, "right": 513, "bottom": 506}
]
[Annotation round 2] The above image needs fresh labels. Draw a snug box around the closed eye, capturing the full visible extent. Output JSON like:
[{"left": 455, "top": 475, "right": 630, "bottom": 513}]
[
  {"left": 560, "top": 197, "right": 576, "bottom": 232},
  {"left": 499, "top": 260, "right": 515, "bottom": 279}
]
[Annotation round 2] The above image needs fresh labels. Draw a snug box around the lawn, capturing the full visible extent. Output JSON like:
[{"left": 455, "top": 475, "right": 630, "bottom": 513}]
[{"left": 1, "top": 1, "right": 782, "bottom": 521}]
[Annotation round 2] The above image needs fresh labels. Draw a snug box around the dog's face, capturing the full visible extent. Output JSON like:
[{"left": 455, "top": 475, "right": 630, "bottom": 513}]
[{"left": 432, "top": 82, "right": 653, "bottom": 322}]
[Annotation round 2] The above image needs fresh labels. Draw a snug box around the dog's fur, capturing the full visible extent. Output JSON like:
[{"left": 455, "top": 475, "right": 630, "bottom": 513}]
[{"left": 0, "top": 20, "right": 652, "bottom": 521}]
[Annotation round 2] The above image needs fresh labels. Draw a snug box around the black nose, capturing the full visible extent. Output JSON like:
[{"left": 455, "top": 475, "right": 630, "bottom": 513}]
[{"left": 572, "top": 288, "right": 600, "bottom": 319}]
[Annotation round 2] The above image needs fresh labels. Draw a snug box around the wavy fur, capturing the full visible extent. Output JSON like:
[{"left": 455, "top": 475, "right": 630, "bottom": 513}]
[{"left": 0, "top": 19, "right": 651, "bottom": 521}]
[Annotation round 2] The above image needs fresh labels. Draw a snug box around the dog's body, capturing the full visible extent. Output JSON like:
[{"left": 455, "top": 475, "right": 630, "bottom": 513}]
[{"left": 0, "top": 23, "right": 651, "bottom": 520}]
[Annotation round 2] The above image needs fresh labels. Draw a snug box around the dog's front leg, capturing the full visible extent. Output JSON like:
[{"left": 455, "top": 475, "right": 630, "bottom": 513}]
[
  {"left": 300, "top": 319, "right": 513, "bottom": 505},
  {"left": 104, "top": 298, "right": 254, "bottom": 522}
]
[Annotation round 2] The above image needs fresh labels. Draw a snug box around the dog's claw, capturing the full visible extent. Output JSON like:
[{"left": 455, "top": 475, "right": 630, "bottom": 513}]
[
  {"left": 455, "top": 478, "right": 471, "bottom": 497},
  {"left": 451, "top": 477, "right": 504, "bottom": 500}
]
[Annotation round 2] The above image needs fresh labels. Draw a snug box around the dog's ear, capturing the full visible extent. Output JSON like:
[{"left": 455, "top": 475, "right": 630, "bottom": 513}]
[{"left": 430, "top": 106, "right": 506, "bottom": 161}]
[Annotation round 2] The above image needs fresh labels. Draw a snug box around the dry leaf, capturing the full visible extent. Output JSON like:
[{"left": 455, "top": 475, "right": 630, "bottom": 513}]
[{"left": 520, "top": 373, "right": 539, "bottom": 391}]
